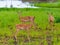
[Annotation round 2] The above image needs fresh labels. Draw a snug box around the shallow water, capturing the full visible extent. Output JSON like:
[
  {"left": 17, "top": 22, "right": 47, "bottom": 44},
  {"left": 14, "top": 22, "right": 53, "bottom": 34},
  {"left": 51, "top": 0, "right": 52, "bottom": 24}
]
[{"left": 0, "top": 1, "right": 38, "bottom": 8}]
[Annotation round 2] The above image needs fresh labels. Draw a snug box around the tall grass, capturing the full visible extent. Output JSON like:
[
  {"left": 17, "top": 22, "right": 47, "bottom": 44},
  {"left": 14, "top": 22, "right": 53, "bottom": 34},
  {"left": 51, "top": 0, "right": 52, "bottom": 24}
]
[
  {"left": 0, "top": 8, "right": 60, "bottom": 45},
  {"left": 0, "top": 8, "right": 60, "bottom": 34}
]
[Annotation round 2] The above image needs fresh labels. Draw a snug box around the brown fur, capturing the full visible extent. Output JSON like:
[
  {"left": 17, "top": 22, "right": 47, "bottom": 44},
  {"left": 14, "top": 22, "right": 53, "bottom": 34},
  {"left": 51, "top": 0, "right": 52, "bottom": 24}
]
[
  {"left": 19, "top": 16, "right": 35, "bottom": 24},
  {"left": 15, "top": 23, "right": 33, "bottom": 42},
  {"left": 48, "top": 13, "right": 55, "bottom": 30}
]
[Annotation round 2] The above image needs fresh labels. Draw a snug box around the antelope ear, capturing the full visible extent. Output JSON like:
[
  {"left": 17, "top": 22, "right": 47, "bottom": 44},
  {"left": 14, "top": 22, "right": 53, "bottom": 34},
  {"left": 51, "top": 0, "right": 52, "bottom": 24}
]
[
  {"left": 47, "top": 12, "right": 53, "bottom": 15},
  {"left": 47, "top": 13, "right": 50, "bottom": 16},
  {"left": 47, "top": 12, "right": 50, "bottom": 14},
  {"left": 17, "top": 11, "right": 21, "bottom": 16},
  {"left": 47, "top": 12, "right": 49, "bottom": 14},
  {"left": 51, "top": 12, "right": 53, "bottom": 14},
  {"left": 34, "top": 16, "right": 35, "bottom": 18}
]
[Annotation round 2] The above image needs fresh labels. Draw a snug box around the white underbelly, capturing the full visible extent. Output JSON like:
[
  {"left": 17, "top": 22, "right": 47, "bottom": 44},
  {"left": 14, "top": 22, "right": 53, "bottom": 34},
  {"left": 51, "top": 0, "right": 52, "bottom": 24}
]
[{"left": 20, "top": 27, "right": 24, "bottom": 30}]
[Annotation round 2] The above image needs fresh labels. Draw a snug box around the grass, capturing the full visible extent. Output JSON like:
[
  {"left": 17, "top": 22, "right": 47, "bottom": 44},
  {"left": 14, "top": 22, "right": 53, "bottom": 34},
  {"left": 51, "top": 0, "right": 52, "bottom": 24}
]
[
  {"left": 0, "top": 8, "right": 60, "bottom": 45},
  {"left": 34, "top": 2, "right": 60, "bottom": 8}
]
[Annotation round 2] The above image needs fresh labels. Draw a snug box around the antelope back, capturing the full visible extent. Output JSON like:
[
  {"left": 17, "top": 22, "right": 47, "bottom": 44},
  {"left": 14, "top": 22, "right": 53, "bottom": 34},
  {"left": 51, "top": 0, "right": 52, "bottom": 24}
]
[
  {"left": 19, "top": 16, "right": 35, "bottom": 23},
  {"left": 16, "top": 23, "right": 33, "bottom": 30}
]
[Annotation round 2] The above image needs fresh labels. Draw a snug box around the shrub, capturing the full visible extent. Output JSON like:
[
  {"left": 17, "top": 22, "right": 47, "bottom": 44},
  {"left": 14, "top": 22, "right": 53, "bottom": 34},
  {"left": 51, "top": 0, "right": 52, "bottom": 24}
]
[{"left": 55, "top": 17, "right": 60, "bottom": 23}]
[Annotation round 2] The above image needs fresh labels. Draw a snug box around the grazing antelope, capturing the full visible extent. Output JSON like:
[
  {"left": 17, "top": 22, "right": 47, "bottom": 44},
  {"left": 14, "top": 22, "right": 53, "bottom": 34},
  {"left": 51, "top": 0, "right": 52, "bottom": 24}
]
[
  {"left": 47, "top": 12, "right": 55, "bottom": 30},
  {"left": 14, "top": 23, "right": 33, "bottom": 42}
]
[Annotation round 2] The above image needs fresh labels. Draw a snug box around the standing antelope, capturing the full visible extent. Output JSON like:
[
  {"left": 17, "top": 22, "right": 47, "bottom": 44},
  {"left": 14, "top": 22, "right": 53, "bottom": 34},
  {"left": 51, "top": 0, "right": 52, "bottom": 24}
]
[
  {"left": 48, "top": 12, "right": 55, "bottom": 30},
  {"left": 14, "top": 23, "right": 33, "bottom": 42},
  {"left": 17, "top": 11, "right": 35, "bottom": 24},
  {"left": 20, "top": 16, "right": 35, "bottom": 24}
]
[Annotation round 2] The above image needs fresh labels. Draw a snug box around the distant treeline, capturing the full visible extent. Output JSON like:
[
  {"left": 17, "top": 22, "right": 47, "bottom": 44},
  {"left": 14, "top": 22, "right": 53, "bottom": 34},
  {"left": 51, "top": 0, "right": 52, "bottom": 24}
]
[{"left": 22, "top": 0, "right": 57, "bottom": 2}]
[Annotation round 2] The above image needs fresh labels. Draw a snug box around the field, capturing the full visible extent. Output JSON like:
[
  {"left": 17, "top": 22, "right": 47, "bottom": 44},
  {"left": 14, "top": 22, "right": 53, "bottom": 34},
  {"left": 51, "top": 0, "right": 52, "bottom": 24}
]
[
  {"left": 34, "top": 2, "right": 60, "bottom": 8},
  {"left": 0, "top": 8, "right": 60, "bottom": 45}
]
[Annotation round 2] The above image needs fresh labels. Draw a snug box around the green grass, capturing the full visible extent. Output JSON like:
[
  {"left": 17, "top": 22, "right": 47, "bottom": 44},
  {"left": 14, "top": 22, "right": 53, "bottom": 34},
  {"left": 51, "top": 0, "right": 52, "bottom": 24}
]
[
  {"left": 34, "top": 2, "right": 60, "bottom": 8},
  {"left": 0, "top": 8, "right": 60, "bottom": 45}
]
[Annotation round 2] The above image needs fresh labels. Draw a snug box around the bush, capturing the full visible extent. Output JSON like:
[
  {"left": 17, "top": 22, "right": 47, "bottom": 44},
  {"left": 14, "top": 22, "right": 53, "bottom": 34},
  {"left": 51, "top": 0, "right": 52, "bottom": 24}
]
[{"left": 55, "top": 17, "right": 60, "bottom": 23}]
